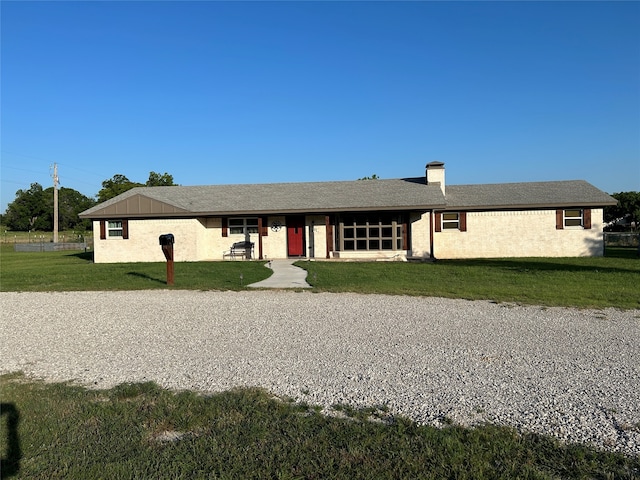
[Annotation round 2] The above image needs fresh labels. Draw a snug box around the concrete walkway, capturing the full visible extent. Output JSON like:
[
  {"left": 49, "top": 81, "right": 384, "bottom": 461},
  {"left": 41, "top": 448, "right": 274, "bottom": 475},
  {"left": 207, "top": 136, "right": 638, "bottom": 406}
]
[{"left": 248, "top": 259, "right": 311, "bottom": 289}]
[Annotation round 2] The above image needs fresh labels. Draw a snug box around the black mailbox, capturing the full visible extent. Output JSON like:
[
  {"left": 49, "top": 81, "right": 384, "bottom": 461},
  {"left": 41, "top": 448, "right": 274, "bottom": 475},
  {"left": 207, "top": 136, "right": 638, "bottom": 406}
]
[{"left": 159, "top": 234, "right": 175, "bottom": 246}]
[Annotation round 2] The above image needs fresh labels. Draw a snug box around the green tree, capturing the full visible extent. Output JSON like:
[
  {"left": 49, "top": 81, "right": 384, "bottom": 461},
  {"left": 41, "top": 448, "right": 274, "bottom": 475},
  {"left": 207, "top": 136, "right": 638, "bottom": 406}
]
[
  {"left": 97, "top": 172, "right": 177, "bottom": 202},
  {"left": 97, "top": 174, "right": 143, "bottom": 203},
  {"left": 604, "top": 191, "right": 640, "bottom": 231},
  {"left": 358, "top": 174, "right": 379, "bottom": 180},
  {"left": 4, "top": 184, "right": 97, "bottom": 232},
  {"left": 146, "top": 171, "right": 175, "bottom": 186},
  {"left": 4, "top": 183, "right": 49, "bottom": 231},
  {"left": 44, "top": 187, "right": 96, "bottom": 231}
]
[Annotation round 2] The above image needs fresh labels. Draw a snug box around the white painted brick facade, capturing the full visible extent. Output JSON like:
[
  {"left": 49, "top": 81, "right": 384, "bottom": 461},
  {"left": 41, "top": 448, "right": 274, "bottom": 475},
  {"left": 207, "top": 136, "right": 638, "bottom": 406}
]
[
  {"left": 93, "top": 215, "right": 330, "bottom": 263},
  {"left": 409, "top": 212, "right": 432, "bottom": 258},
  {"left": 433, "top": 209, "right": 605, "bottom": 258},
  {"left": 93, "top": 209, "right": 605, "bottom": 263}
]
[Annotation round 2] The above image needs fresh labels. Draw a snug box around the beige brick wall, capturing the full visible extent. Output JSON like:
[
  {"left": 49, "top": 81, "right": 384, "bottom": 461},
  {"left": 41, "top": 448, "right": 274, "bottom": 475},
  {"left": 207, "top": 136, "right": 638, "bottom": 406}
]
[
  {"left": 409, "top": 212, "right": 432, "bottom": 258},
  {"left": 92, "top": 209, "right": 604, "bottom": 263},
  {"left": 93, "top": 218, "right": 205, "bottom": 263},
  {"left": 204, "top": 216, "right": 289, "bottom": 261},
  {"left": 308, "top": 215, "right": 328, "bottom": 259},
  {"left": 259, "top": 215, "right": 287, "bottom": 259},
  {"left": 205, "top": 217, "right": 235, "bottom": 260},
  {"left": 94, "top": 216, "right": 325, "bottom": 263},
  {"left": 433, "top": 209, "right": 605, "bottom": 258}
]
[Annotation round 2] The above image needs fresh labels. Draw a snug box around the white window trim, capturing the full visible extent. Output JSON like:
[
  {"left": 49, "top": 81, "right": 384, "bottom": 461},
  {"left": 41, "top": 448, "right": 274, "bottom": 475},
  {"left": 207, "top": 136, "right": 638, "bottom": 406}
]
[
  {"left": 441, "top": 212, "right": 460, "bottom": 230},
  {"left": 564, "top": 209, "right": 584, "bottom": 228},
  {"left": 107, "top": 220, "right": 123, "bottom": 238}
]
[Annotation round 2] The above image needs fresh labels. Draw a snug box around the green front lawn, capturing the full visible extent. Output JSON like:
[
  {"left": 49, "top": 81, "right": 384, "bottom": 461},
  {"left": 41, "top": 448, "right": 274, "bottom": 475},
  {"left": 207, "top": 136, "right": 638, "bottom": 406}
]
[
  {"left": 1, "top": 245, "right": 638, "bottom": 309},
  {"left": 0, "top": 245, "right": 271, "bottom": 292},
  {"left": 298, "top": 249, "right": 640, "bottom": 309}
]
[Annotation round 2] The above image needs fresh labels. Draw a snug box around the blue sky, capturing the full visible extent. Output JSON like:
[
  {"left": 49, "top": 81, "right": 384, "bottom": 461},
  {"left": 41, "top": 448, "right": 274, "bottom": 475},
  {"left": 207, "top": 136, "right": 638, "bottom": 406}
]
[{"left": 2, "top": 1, "right": 639, "bottom": 213}]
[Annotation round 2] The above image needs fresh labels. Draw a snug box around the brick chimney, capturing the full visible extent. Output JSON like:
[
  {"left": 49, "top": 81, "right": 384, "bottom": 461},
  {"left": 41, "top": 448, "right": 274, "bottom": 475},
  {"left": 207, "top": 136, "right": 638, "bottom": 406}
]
[{"left": 426, "top": 161, "right": 445, "bottom": 194}]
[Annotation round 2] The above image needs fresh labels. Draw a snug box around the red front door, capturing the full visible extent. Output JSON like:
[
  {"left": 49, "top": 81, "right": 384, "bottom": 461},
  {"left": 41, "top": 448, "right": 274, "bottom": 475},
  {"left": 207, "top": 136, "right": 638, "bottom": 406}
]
[{"left": 287, "top": 216, "right": 305, "bottom": 257}]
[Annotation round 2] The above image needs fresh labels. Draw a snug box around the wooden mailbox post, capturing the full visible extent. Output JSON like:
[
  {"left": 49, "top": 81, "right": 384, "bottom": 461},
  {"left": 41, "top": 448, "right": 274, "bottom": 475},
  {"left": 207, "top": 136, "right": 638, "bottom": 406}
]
[{"left": 159, "top": 234, "right": 175, "bottom": 286}]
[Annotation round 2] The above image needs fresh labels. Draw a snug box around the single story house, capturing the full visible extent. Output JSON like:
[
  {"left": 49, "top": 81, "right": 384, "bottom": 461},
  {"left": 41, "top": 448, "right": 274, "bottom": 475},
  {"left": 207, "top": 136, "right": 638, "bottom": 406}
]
[{"left": 79, "top": 162, "right": 617, "bottom": 263}]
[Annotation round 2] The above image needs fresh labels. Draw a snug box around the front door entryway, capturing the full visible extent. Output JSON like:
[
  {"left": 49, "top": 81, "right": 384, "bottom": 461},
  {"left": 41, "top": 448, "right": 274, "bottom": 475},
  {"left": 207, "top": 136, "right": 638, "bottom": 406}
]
[{"left": 287, "top": 216, "right": 305, "bottom": 257}]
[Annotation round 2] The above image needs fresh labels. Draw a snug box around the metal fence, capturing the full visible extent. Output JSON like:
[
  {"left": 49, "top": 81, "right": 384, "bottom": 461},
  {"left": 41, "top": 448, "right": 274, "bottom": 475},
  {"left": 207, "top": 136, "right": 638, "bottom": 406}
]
[
  {"left": 3, "top": 231, "right": 93, "bottom": 248},
  {"left": 14, "top": 242, "right": 88, "bottom": 252},
  {"left": 604, "top": 232, "right": 639, "bottom": 248}
]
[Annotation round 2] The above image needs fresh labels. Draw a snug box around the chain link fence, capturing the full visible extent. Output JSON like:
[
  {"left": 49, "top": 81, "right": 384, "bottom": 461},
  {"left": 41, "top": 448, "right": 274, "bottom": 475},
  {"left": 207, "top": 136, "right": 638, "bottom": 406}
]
[
  {"left": 14, "top": 242, "right": 89, "bottom": 252},
  {"left": 604, "top": 232, "right": 639, "bottom": 248},
  {"left": 3, "top": 231, "right": 93, "bottom": 250}
]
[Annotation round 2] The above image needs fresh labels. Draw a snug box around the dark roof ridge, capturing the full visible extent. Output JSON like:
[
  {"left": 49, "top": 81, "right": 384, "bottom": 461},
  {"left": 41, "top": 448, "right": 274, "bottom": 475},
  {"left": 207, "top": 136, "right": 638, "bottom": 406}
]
[
  {"left": 138, "top": 176, "right": 425, "bottom": 190},
  {"left": 115, "top": 178, "right": 596, "bottom": 191},
  {"left": 448, "top": 179, "right": 590, "bottom": 188}
]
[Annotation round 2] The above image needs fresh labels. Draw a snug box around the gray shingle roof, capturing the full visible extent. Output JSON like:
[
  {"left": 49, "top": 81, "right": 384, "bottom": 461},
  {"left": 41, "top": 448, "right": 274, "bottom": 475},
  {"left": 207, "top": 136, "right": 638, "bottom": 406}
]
[
  {"left": 80, "top": 178, "right": 447, "bottom": 218},
  {"left": 80, "top": 177, "right": 616, "bottom": 218},
  {"left": 445, "top": 180, "right": 617, "bottom": 210}
]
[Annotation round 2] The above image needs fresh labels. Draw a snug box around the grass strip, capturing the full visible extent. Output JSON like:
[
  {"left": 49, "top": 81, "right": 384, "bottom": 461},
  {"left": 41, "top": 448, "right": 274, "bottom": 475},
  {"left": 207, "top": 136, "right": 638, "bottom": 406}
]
[
  {"left": 0, "top": 245, "right": 270, "bottom": 292},
  {"left": 299, "top": 249, "right": 640, "bottom": 309},
  {"left": 2, "top": 374, "right": 638, "bottom": 479},
  {"left": 1, "top": 245, "right": 638, "bottom": 309}
]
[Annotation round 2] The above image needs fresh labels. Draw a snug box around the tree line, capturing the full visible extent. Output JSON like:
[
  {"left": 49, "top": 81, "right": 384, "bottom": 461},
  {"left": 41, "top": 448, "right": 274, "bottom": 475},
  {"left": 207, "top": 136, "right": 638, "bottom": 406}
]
[
  {"left": 2, "top": 172, "right": 175, "bottom": 232},
  {"left": 604, "top": 191, "right": 640, "bottom": 232}
]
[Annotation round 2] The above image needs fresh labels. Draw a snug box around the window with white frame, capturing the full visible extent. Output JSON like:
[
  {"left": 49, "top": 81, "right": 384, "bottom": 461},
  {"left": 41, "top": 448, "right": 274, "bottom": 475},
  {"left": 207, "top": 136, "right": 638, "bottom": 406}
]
[
  {"left": 435, "top": 211, "right": 467, "bottom": 232},
  {"left": 441, "top": 212, "right": 460, "bottom": 230},
  {"left": 556, "top": 209, "right": 591, "bottom": 230},
  {"left": 564, "top": 209, "right": 584, "bottom": 227},
  {"left": 107, "top": 220, "right": 123, "bottom": 237},
  {"left": 229, "top": 218, "right": 259, "bottom": 235}
]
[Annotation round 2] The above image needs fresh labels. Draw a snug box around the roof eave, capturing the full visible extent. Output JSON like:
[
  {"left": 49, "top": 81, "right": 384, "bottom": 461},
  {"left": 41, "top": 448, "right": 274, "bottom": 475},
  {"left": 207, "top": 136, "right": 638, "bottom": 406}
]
[
  {"left": 442, "top": 200, "right": 618, "bottom": 211},
  {"left": 80, "top": 204, "right": 448, "bottom": 219}
]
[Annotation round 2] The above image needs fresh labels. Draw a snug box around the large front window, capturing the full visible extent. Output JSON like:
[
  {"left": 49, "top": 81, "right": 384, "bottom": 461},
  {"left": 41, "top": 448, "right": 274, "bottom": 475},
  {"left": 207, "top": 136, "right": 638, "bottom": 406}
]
[
  {"left": 338, "top": 214, "right": 403, "bottom": 251},
  {"left": 229, "top": 218, "right": 259, "bottom": 235}
]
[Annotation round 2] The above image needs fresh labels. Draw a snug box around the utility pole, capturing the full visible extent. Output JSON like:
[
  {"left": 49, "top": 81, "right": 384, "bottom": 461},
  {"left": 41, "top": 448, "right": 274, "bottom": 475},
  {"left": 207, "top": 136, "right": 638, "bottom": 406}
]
[{"left": 52, "top": 163, "right": 59, "bottom": 243}]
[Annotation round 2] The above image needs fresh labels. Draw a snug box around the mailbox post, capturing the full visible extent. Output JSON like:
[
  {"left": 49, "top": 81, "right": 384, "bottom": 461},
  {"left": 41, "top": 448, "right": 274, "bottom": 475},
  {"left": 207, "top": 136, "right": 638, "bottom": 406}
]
[{"left": 159, "top": 234, "right": 175, "bottom": 286}]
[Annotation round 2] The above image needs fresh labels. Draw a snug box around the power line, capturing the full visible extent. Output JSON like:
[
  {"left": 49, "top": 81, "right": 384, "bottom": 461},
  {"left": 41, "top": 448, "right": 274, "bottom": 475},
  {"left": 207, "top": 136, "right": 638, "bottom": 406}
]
[
  {"left": 1, "top": 165, "right": 48, "bottom": 176},
  {"left": 0, "top": 178, "right": 37, "bottom": 187},
  {"left": 58, "top": 162, "right": 109, "bottom": 179},
  {"left": 1, "top": 151, "right": 110, "bottom": 179}
]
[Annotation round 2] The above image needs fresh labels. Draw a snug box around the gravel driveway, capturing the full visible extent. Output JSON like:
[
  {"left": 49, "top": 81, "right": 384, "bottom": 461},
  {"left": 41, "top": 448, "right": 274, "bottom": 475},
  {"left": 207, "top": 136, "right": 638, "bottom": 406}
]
[{"left": 1, "top": 290, "right": 639, "bottom": 456}]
